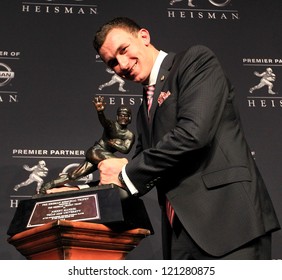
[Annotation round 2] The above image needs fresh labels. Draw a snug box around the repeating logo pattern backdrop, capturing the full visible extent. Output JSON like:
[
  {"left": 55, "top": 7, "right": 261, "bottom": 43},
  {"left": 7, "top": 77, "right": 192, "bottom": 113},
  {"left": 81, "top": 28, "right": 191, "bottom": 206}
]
[{"left": 0, "top": 0, "right": 281, "bottom": 259}]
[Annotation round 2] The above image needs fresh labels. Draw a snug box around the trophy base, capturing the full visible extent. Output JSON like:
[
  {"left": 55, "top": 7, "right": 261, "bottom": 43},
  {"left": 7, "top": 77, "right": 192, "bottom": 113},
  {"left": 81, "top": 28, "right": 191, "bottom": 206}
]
[{"left": 7, "top": 184, "right": 153, "bottom": 236}]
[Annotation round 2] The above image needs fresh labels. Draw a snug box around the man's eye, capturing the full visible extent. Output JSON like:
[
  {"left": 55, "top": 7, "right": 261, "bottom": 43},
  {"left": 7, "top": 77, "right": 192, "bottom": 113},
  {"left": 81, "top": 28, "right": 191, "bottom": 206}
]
[
  {"left": 120, "top": 46, "right": 128, "bottom": 54},
  {"left": 108, "top": 59, "right": 118, "bottom": 68}
]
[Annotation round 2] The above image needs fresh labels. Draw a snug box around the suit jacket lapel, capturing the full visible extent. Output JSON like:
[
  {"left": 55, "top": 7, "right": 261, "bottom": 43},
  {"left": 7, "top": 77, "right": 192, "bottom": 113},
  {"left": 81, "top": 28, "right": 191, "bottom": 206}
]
[
  {"left": 140, "top": 52, "right": 176, "bottom": 147},
  {"left": 149, "top": 53, "right": 176, "bottom": 131}
]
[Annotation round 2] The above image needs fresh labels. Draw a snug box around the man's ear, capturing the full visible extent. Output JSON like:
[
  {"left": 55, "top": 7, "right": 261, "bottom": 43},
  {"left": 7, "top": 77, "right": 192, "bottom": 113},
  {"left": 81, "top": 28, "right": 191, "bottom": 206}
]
[{"left": 139, "top": 28, "right": 150, "bottom": 46}]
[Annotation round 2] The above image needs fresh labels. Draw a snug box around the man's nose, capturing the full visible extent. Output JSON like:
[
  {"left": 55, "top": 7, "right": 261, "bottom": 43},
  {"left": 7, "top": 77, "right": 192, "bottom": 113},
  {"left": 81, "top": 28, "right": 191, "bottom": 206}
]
[{"left": 117, "top": 55, "right": 129, "bottom": 70}]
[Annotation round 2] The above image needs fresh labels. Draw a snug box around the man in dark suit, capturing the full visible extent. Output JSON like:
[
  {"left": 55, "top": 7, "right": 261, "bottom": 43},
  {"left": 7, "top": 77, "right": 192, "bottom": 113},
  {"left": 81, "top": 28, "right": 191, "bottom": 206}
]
[{"left": 94, "top": 17, "right": 280, "bottom": 259}]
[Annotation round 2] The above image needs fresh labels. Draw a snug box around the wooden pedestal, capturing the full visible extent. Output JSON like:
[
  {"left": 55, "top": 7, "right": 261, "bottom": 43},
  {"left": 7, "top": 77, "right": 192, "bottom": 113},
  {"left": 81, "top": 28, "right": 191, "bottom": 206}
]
[{"left": 8, "top": 220, "right": 151, "bottom": 260}]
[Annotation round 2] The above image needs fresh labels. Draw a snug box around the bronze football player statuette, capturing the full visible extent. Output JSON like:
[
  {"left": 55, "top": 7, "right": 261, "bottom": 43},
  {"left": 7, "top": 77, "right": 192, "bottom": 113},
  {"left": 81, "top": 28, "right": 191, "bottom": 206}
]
[{"left": 39, "top": 96, "right": 135, "bottom": 194}]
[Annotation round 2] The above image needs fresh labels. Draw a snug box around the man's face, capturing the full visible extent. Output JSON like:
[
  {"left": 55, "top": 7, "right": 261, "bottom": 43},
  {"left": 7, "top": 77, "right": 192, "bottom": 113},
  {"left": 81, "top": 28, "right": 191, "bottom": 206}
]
[{"left": 99, "top": 28, "right": 153, "bottom": 84}]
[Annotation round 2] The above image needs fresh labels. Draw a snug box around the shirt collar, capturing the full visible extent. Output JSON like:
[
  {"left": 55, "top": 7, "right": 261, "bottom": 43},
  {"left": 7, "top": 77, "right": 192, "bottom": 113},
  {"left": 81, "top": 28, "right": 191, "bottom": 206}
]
[{"left": 147, "top": 50, "right": 168, "bottom": 86}]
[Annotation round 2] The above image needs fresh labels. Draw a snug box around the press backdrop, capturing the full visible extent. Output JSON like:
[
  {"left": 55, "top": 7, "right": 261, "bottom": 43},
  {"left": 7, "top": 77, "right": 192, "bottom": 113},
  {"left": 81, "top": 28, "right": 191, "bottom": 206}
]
[{"left": 0, "top": 0, "right": 281, "bottom": 259}]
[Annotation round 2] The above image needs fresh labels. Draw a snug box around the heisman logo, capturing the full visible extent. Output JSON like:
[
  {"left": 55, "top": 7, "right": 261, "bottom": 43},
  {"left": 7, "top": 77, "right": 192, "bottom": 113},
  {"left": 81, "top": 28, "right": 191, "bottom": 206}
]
[
  {"left": 249, "top": 67, "right": 278, "bottom": 95},
  {"left": 98, "top": 68, "right": 128, "bottom": 92},
  {"left": 169, "top": 0, "right": 232, "bottom": 7},
  {"left": 14, "top": 161, "right": 49, "bottom": 194},
  {"left": 0, "top": 63, "right": 15, "bottom": 87}
]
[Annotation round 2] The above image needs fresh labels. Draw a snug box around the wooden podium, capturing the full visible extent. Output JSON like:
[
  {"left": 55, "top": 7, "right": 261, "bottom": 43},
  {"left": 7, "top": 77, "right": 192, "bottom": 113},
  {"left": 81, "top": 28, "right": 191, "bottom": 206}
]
[
  {"left": 7, "top": 185, "right": 153, "bottom": 260},
  {"left": 8, "top": 219, "right": 151, "bottom": 260}
]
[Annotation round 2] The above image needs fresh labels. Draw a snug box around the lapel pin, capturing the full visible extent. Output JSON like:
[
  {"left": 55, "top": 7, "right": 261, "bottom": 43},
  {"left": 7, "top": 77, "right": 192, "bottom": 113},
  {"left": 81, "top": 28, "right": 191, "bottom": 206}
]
[{"left": 160, "top": 75, "right": 165, "bottom": 81}]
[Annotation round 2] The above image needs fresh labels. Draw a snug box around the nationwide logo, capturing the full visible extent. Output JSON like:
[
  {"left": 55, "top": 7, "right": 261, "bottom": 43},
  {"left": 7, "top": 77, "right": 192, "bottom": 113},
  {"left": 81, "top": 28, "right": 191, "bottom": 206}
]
[
  {"left": 0, "top": 50, "right": 20, "bottom": 103},
  {"left": 167, "top": 0, "right": 239, "bottom": 21},
  {"left": 22, "top": 0, "right": 98, "bottom": 15},
  {"left": 243, "top": 57, "right": 282, "bottom": 108},
  {"left": 0, "top": 63, "right": 15, "bottom": 87}
]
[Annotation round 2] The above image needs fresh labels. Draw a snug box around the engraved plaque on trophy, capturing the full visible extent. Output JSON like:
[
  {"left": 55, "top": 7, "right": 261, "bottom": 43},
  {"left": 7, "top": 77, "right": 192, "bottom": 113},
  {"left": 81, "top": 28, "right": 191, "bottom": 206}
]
[{"left": 27, "top": 193, "right": 100, "bottom": 228}]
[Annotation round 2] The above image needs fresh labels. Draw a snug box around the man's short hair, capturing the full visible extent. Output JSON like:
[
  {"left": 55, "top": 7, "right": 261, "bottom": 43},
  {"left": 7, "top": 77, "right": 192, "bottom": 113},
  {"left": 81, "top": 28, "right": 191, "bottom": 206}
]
[{"left": 93, "top": 17, "right": 141, "bottom": 53}]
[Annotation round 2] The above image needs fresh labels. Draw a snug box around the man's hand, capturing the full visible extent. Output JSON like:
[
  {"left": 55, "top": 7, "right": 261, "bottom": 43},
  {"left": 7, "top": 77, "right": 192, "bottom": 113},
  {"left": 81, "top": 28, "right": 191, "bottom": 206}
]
[{"left": 98, "top": 158, "right": 128, "bottom": 186}]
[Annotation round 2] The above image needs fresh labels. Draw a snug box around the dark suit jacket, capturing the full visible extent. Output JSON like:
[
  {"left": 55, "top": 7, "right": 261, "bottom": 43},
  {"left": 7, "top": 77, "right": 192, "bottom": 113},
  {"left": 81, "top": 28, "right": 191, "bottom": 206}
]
[{"left": 125, "top": 45, "right": 280, "bottom": 257}]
